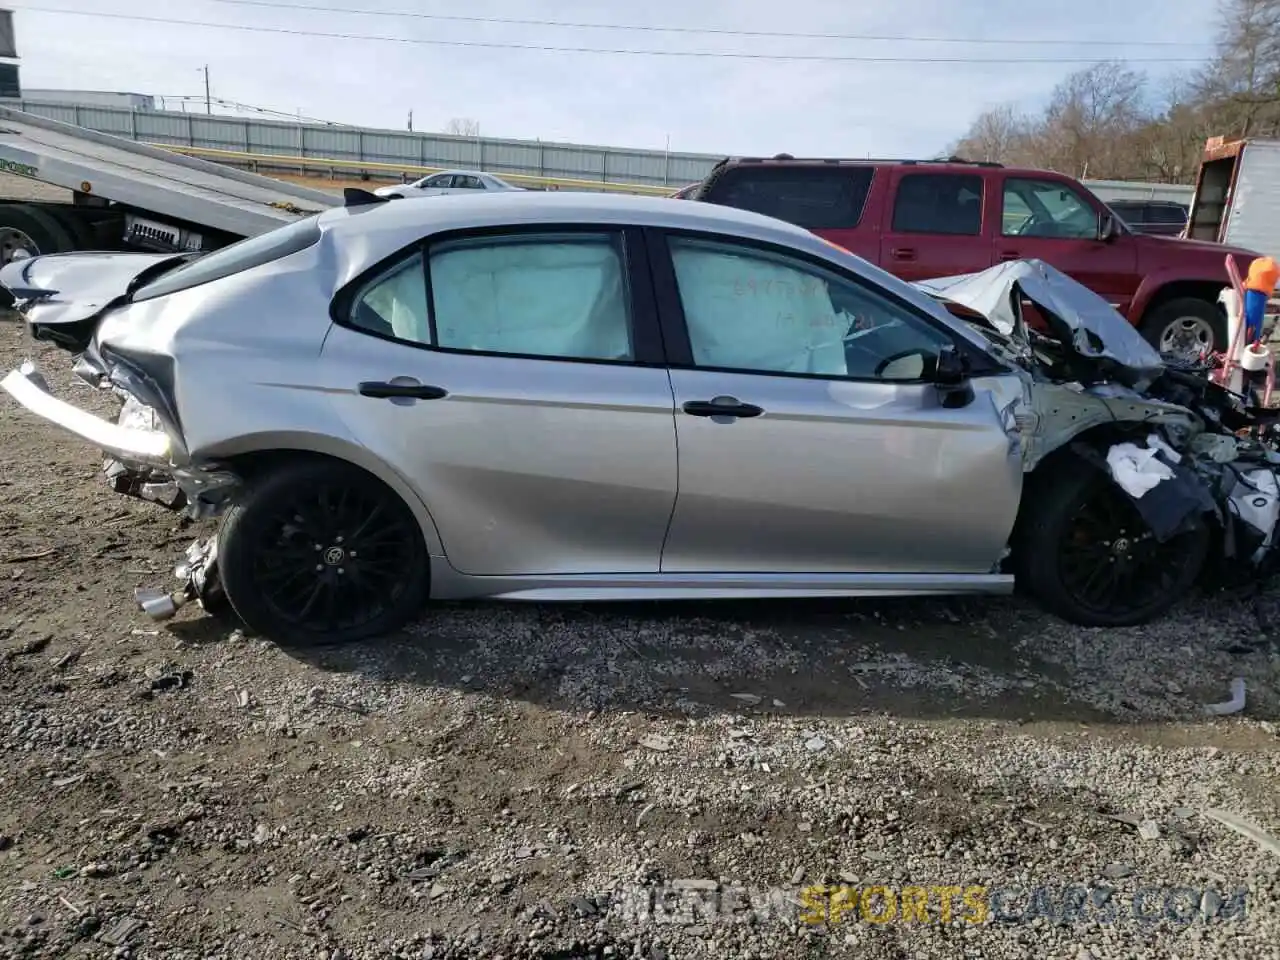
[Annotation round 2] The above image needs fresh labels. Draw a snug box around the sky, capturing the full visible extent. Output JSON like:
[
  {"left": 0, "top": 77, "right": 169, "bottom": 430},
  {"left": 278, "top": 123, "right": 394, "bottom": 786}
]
[{"left": 6, "top": 0, "right": 1223, "bottom": 159}]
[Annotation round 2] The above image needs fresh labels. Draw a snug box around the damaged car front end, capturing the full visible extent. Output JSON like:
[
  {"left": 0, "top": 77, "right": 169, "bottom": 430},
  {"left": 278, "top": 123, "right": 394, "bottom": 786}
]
[{"left": 916, "top": 259, "right": 1280, "bottom": 616}]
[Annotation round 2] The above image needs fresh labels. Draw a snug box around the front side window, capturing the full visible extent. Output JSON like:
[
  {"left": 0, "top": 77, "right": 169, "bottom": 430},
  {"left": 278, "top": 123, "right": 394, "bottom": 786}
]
[
  {"left": 667, "top": 236, "right": 953, "bottom": 381},
  {"left": 1002, "top": 178, "right": 1100, "bottom": 239},
  {"left": 346, "top": 232, "right": 634, "bottom": 363},
  {"left": 891, "top": 173, "right": 984, "bottom": 236}
]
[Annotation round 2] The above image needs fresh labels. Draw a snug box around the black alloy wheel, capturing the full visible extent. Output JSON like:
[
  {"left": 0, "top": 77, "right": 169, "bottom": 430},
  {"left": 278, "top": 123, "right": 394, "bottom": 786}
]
[
  {"left": 1056, "top": 483, "right": 1204, "bottom": 621},
  {"left": 1016, "top": 457, "right": 1210, "bottom": 627},
  {"left": 217, "top": 458, "right": 429, "bottom": 645}
]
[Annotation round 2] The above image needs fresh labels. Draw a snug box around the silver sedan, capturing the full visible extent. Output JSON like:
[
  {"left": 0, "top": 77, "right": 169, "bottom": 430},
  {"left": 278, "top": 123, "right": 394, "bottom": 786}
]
[
  {"left": 373, "top": 169, "right": 524, "bottom": 199},
  {"left": 1, "top": 190, "right": 1275, "bottom": 646}
]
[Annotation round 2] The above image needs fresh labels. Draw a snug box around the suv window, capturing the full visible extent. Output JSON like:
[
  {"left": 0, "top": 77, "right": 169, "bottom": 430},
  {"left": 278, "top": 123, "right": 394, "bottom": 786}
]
[
  {"left": 348, "top": 232, "right": 634, "bottom": 362},
  {"left": 703, "top": 166, "right": 874, "bottom": 231},
  {"left": 1107, "top": 201, "right": 1145, "bottom": 224},
  {"left": 1002, "top": 178, "right": 1099, "bottom": 240},
  {"left": 133, "top": 214, "right": 322, "bottom": 302},
  {"left": 667, "top": 235, "right": 952, "bottom": 380},
  {"left": 891, "top": 173, "right": 983, "bottom": 236},
  {"left": 1151, "top": 203, "right": 1187, "bottom": 224}
]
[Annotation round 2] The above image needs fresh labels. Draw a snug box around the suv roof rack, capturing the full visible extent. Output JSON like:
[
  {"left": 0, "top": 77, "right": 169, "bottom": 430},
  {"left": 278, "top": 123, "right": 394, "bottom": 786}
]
[{"left": 720, "top": 155, "right": 1004, "bottom": 168}]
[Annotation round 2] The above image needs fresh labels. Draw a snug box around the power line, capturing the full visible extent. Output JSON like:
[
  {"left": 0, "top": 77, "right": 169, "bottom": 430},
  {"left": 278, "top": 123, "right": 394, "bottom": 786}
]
[
  {"left": 8, "top": 5, "right": 1213, "bottom": 64},
  {"left": 206, "top": 0, "right": 1214, "bottom": 49}
]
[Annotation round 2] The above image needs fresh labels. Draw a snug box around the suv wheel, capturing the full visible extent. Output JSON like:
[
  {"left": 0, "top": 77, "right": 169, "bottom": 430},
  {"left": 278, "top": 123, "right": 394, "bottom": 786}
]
[
  {"left": 217, "top": 458, "right": 430, "bottom": 645},
  {"left": 1140, "top": 297, "right": 1226, "bottom": 360},
  {"left": 1016, "top": 458, "right": 1209, "bottom": 627}
]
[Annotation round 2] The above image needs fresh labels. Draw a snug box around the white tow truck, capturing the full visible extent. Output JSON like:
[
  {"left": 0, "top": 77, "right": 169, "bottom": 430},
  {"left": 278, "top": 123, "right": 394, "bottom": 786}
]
[{"left": 0, "top": 104, "right": 339, "bottom": 263}]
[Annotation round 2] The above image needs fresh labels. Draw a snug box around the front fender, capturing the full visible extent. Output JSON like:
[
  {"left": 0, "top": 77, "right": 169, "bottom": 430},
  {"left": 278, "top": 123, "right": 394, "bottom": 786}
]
[{"left": 1129, "top": 269, "right": 1228, "bottom": 320}]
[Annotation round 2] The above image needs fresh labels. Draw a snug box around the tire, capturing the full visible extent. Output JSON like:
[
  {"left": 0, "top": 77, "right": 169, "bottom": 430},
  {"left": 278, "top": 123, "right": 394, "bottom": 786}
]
[
  {"left": 1139, "top": 297, "right": 1226, "bottom": 359},
  {"left": 217, "top": 457, "right": 430, "bottom": 646},
  {"left": 0, "top": 204, "right": 77, "bottom": 263},
  {"left": 1015, "top": 457, "right": 1210, "bottom": 627},
  {"left": 43, "top": 207, "right": 97, "bottom": 250}
]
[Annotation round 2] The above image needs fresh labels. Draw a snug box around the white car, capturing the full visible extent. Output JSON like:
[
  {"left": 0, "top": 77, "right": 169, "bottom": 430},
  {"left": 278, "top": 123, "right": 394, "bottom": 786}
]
[{"left": 373, "top": 170, "right": 524, "bottom": 199}]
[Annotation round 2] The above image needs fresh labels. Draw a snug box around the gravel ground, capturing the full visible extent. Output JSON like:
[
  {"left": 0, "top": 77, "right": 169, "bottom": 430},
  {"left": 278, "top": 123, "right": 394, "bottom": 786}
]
[{"left": 2, "top": 251, "right": 1280, "bottom": 958}]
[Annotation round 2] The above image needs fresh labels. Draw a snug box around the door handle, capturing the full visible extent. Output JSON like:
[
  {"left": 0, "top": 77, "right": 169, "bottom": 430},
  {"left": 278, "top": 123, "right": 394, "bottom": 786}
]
[
  {"left": 891, "top": 247, "right": 917, "bottom": 261},
  {"left": 998, "top": 250, "right": 1020, "bottom": 261},
  {"left": 358, "top": 380, "right": 448, "bottom": 400},
  {"left": 682, "top": 396, "right": 764, "bottom": 419}
]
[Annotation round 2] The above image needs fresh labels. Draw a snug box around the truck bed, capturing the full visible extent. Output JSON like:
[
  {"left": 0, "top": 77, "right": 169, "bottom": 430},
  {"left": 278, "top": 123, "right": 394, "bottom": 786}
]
[{"left": 0, "top": 106, "right": 340, "bottom": 238}]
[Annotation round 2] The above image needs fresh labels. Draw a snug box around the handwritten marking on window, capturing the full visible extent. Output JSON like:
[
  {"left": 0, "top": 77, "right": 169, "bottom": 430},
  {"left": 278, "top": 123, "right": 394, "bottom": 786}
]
[{"left": 733, "top": 277, "right": 827, "bottom": 298}]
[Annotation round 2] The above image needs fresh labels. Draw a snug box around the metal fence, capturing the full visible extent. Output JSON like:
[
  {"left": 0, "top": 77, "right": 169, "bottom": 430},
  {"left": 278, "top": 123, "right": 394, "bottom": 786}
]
[
  {"left": 0, "top": 97, "right": 1201, "bottom": 202},
  {"left": 1, "top": 98, "right": 722, "bottom": 188}
]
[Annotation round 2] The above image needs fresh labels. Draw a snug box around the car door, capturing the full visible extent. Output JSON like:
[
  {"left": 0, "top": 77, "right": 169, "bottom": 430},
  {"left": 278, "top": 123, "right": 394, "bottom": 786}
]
[
  {"left": 646, "top": 229, "right": 1022, "bottom": 575},
  {"left": 414, "top": 173, "right": 456, "bottom": 196},
  {"left": 319, "top": 225, "right": 679, "bottom": 577},
  {"left": 878, "top": 170, "right": 995, "bottom": 282},
  {"left": 996, "top": 176, "right": 1139, "bottom": 314}
]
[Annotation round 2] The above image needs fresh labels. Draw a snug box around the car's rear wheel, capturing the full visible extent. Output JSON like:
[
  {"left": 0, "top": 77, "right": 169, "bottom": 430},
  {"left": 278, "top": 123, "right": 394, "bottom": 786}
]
[
  {"left": 217, "top": 458, "right": 429, "bottom": 646},
  {"left": 1017, "top": 459, "right": 1210, "bottom": 627}
]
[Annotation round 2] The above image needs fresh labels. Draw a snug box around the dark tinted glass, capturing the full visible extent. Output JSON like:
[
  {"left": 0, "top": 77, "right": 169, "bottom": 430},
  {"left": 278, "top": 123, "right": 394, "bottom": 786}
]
[
  {"left": 891, "top": 173, "right": 984, "bottom": 236},
  {"left": 704, "top": 166, "right": 874, "bottom": 230}
]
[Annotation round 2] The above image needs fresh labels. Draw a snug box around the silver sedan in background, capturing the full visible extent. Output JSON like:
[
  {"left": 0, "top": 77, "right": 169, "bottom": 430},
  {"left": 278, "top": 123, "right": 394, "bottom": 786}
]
[
  {"left": 373, "top": 169, "right": 525, "bottom": 199},
  {"left": 2, "top": 190, "right": 1278, "bottom": 646}
]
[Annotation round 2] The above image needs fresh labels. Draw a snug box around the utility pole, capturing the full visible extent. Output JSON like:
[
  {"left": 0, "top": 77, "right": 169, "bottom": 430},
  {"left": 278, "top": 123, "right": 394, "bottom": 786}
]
[
  {"left": 202, "top": 65, "right": 211, "bottom": 115},
  {"left": 407, "top": 109, "right": 413, "bottom": 132}
]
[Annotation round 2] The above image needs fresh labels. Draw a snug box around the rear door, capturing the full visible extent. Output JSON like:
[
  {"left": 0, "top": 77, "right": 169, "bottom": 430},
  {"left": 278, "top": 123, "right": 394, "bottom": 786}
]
[
  {"left": 647, "top": 228, "right": 1021, "bottom": 576},
  {"left": 878, "top": 170, "right": 995, "bottom": 282},
  {"left": 698, "top": 164, "right": 879, "bottom": 262},
  {"left": 995, "top": 175, "right": 1139, "bottom": 313},
  {"left": 319, "top": 225, "right": 679, "bottom": 577}
]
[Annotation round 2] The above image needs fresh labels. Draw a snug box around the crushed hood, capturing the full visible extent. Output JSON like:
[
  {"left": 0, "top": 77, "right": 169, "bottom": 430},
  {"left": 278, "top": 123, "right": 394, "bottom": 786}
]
[
  {"left": 914, "top": 259, "right": 1165, "bottom": 390},
  {"left": 0, "top": 251, "right": 194, "bottom": 352}
]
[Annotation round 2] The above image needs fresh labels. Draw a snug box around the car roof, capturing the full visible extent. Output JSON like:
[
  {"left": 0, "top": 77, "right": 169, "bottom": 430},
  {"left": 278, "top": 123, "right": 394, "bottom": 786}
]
[
  {"left": 318, "top": 190, "right": 822, "bottom": 251},
  {"left": 705, "top": 156, "right": 1105, "bottom": 182}
]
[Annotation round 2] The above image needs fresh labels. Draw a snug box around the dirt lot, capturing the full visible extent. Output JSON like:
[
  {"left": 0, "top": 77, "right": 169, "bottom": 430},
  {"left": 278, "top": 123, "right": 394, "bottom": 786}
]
[{"left": 1, "top": 223, "right": 1280, "bottom": 959}]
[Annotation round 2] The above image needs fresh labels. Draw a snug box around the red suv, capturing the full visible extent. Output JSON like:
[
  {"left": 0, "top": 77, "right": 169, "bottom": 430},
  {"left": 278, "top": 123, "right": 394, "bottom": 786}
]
[{"left": 685, "top": 157, "right": 1262, "bottom": 357}]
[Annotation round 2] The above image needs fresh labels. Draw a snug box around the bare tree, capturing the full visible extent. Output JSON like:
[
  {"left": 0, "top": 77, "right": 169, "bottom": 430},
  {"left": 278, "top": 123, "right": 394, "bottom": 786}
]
[
  {"left": 1195, "top": 0, "right": 1280, "bottom": 136},
  {"left": 444, "top": 117, "right": 481, "bottom": 137},
  {"left": 1035, "top": 62, "right": 1148, "bottom": 178},
  {"left": 950, "top": 104, "right": 1034, "bottom": 162}
]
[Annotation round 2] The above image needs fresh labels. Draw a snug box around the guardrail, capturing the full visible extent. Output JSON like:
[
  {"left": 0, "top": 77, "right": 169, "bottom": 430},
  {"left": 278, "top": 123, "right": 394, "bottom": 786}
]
[{"left": 145, "top": 143, "right": 679, "bottom": 197}]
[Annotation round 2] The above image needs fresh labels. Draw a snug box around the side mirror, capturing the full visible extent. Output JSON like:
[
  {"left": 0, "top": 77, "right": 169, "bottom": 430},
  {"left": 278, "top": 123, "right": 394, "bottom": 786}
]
[
  {"left": 934, "top": 344, "right": 975, "bottom": 408},
  {"left": 1097, "top": 212, "right": 1117, "bottom": 242}
]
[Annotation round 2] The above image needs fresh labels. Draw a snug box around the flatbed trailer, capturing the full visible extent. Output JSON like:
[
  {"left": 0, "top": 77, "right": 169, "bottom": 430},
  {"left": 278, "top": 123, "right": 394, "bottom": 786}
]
[{"left": 0, "top": 105, "right": 340, "bottom": 262}]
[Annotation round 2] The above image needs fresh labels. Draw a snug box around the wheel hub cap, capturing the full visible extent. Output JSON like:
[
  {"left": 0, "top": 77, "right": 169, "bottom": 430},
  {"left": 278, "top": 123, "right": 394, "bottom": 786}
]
[
  {"left": 1159, "top": 317, "right": 1214, "bottom": 360},
  {"left": 323, "top": 545, "right": 346, "bottom": 566}
]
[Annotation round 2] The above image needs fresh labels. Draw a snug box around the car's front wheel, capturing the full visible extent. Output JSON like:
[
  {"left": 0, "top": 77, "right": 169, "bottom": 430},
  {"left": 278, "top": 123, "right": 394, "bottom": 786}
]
[
  {"left": 217, "top": 457, "right": 429, "bottom": 645},
  {"left": 1017, "top": 458, "right": 1210, "bottom": 627}
]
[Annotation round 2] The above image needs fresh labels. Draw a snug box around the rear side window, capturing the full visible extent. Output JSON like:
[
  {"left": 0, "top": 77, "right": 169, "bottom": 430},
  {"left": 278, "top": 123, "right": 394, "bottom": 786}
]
[
  {"left": 346, "top": 231, "right": 634, "bottom": 363},
  {"left": 703, "top": 166, "right": 873, "bottom": 230},
  {"left": 134, "top": 214, "right": 322, "bottom": 301},
  {"left": 891, "top": 173, "right": 984, "bottom": 236},
  {"left": 1108, "top": 202, "right": 1145, "bottom": 222},
  {"left": 1151, "top": 204, "right": 1187, "bottom": 224}
]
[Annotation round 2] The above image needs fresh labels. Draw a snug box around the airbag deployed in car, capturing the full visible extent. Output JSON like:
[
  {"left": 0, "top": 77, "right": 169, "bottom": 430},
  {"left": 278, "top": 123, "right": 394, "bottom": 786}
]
[
  {"left": 431, "top": 239, "right": 632, "bottom": 360},
  {"left": 670, "top": 246, "right": 847, "bottom": 375}
]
